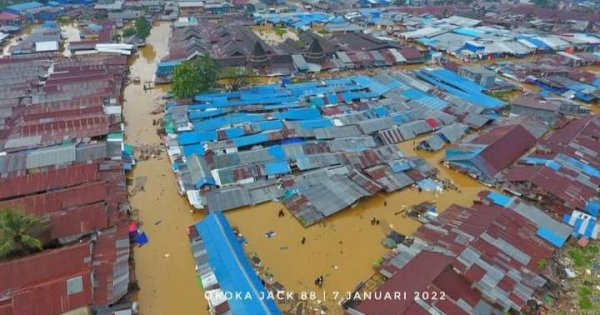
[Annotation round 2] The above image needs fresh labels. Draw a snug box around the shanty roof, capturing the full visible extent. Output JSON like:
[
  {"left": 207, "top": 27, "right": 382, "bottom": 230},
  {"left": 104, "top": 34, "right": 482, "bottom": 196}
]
[
  {"left": 511, "top": 96, "right": 560, "bottom": 111},
  {"left": 354, "top": 251, "right": 453, "bottom": 315},
  {"left": 193, "top": 213, "right": 281, "bottom": 315}
]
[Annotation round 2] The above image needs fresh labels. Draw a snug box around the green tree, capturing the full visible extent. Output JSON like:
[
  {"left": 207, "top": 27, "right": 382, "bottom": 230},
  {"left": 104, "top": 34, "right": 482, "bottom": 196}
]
[
  {"left": 135, "top": 17, "right": 152, "bottom": 40},
  {"left": 221, "top": 67, "right": 251, "bottom": 91},
  {"left": 123, "top": 27, "right": 137, "bottom": 38},
  {"left": 533, "top": 0, "right": 552, "bottom": 7},
  {"left": 172, "top": 54, "right": 220, "bottom": 99},
  {"left": 0, "top": 207, "right": 44, "bottom": 258}
]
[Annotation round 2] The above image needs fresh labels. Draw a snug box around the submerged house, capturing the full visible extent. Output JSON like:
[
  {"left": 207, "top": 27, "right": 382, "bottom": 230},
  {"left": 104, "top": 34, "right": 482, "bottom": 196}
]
[
  {"left": 445, "top": 117, "right": 547, "bottom": 183},
  {"left": 189, "top": 213, "right": 281, "bottom": 315},
  {"left": 348, "top": 192, "right": 570, "bottom": 315},
  {"left": 500, "top": 116, "right": 600, "bottom": 216}
]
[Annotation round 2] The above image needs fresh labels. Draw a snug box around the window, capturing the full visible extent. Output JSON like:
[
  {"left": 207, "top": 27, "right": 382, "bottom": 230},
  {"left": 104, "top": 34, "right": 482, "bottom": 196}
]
[{"left": 67, "top": 276, "right": 83, "bottom": 295}]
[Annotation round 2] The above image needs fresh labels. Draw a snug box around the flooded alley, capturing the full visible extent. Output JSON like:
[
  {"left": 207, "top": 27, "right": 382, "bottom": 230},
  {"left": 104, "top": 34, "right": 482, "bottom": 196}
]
[{"left": 124, "top": 23, "right": 206, "bottom": 315}]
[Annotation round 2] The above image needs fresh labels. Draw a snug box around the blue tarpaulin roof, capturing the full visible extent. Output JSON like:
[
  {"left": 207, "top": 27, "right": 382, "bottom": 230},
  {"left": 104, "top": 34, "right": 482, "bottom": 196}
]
[
  {"left": 373, "top": 107, "right": 390, "bottom": 117},
  {"left": 225, "top": 127, "right": 245, "bottom": 139},
  {"left": 585, "top": 200, "right": 600, "bottom": 217},
  {"left": 178, "top": 131, "right": 218, "bottom": 145},
  {"left": 265, "top": 161, "right": 291, "bottom": 176},
  {"left": 5, "top": 1, "right": 43, "bottom": 13},
  {"left": 182, "top": 144, "right": 205, "bottom": 157},
  {"left": 487, "top": 192, "right": 512, "bottom": 207},
  {"left": 537, "top": 227, "right": 567, "bottom": 247},
  {"left": 415, "top": 69, "right": 504, "bottom": 109},
  {"left": 268, "top": 146, "right": 285, "bottom": 159},
  {"left": 232, "top": 133, "right": 269, "bottom": 147},
  {"left": 195, "top": 213, "right": 281, "bottom": 315},
  {"left": 255, "top": 120, "right": 284, "bottom": 131},
  {"left": 275, "top": 108, "right": 321, "bottom": 120}
]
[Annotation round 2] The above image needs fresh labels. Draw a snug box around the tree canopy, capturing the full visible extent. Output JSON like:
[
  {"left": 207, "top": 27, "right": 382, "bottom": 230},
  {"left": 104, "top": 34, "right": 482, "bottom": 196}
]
[
  {"left": 221, "top": 67, "right": 251, "bottom": 91},
  {"left": 172, "top": 54, "right": 220, "bottom": 99},
  {"left": 533, "top": 0, "right": 555, "bottom": 8},
  {"left": 135, "top": 17, "right": 152, "bottom": 40},
  {"left": 0, "top": 207, "right": 44, "bottom": 258}
]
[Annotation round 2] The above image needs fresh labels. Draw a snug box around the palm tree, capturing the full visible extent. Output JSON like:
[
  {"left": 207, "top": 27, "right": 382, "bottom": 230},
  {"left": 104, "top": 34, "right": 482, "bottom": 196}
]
[{"left": 0, "top": 207, "right": 44, "bottom": 258}]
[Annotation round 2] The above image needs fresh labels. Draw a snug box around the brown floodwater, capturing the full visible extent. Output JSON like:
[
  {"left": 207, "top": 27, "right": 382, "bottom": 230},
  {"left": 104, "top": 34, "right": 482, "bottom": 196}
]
[
  {"left": 226, "top": 138, "right": 484, "bottom": 313},
  {"left": 128, "top": 23, "right": 487, "bottom": 315},
  {"left": 124, "top": 22, "right": 208, "bottom": 315}
]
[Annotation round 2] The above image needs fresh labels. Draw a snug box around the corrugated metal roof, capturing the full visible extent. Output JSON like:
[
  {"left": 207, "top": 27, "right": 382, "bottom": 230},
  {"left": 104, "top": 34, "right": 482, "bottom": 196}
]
[{"left": 26, "top": 144, "right": 76, "bottom": 169}]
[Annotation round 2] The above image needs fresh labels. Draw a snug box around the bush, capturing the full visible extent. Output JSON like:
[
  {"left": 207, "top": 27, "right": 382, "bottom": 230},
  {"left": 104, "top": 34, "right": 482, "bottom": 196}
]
[
  {"left": 274, "top": 28, "right": 287, "bottom": 37},
  {"left": 123, "top": 28, "right": 136, "bottom": 38}
]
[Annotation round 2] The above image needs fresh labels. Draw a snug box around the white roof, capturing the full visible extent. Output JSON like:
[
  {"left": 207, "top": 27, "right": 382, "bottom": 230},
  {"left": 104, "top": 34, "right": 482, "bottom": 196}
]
[
  {"left": 35, "top": 40, "right": 59, "bottom": 52},
  {"left": 517, "top": 38, "right": 538, "bottom": 49},
  {"left": 439, "top": 15, "right": 481, "bottom": 27},
  {"left": 401, "top": 26, "right": 445, "bottom": 39},
  {"left": 0, "top": 32, "right": 8, "bottom": 42},
  {"left": 538, "top": 36, "right": 571, "bottom": 50},
  {"left": 388, "top": 48, "right": 406, "bottom": 63},
  {"left": 557, "top": 51, "right": 583, "bottom": 61},
  {"left": 178, "top": 1, "right": 204, "bottom": 8}
]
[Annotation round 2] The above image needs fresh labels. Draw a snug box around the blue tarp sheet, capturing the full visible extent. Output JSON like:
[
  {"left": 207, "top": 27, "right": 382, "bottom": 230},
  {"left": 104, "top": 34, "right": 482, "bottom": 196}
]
[
  {"left": 537, "top": 227, "right": 567, "bottom": 247},
  {"left": 182, "top": 144, "right": 205, "bottom": 157},
  {"left": 268, "top": 146, "right": 286, "bottom": 160},
  {"left": 487, "top": 191, "right": 512, "bottom": 208},
  {"left": 265, "top": 161, "right": 291, "bottom": 176},
  {"left": 557, "top": 154, "right": 600, "bottom": 179},
  {"left": 189, "top": 109, "right": 224, "bottom": 120},
  {"left": 136, "top": 232, "right": 149, "bottom": 246},
  {"left": 225, "top": 128, "right": 246, "bottom": 139},
  {"left": 524, "top": 37, "right": 551, "bottom": 50},
  {"left": 233, "top": 133, "right": 269, "bottom": 147},
  {"left": 195, "top": 177, "right": 216, "bottom": 189},
  {"left": 585, "top": 200, "right": 600, "bottom": 217},
  {"left": 178, "top": 131, "right": 218, "bottom": 145},
  {"left": 275, "top": 108, "right": 321, "bottom": 120},
  {"left": 195, "top": 213, "right": 281, "bottom": 315},
  {"left": 453, "top": 27, "right": 484, "bottom": 37},
  {"left": 256, "top": 120, "right": 284, "bottom": 131},
  {"left": 416, "top": 69, "right": 504, "bottom": 109},
  {"left": 373, "top": 107, "right": 389, "bottom": 117}
]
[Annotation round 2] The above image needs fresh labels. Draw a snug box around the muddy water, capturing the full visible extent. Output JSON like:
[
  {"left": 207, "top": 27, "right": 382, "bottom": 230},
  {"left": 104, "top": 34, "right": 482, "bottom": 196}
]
[
  {"left": 123, "top": 23, "right": 208, "bottom": 315},
  {"left": 227, "top": 138, "right": 484, "bottom": 313},
  {"left": 128, "top": 23, "right": 486, "bottom": 315}
]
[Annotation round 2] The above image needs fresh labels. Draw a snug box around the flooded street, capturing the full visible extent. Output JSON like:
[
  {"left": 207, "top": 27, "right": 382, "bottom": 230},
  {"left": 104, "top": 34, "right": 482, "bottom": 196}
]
[
  {"left": 227, "top": 138, "right": 484, "bottom": 313},
  {"left": 127, "top": 23, "right": 486, "bottom": 315},
  {"left": 123, "top": 23, "right": 207, "bottom": 315}
]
